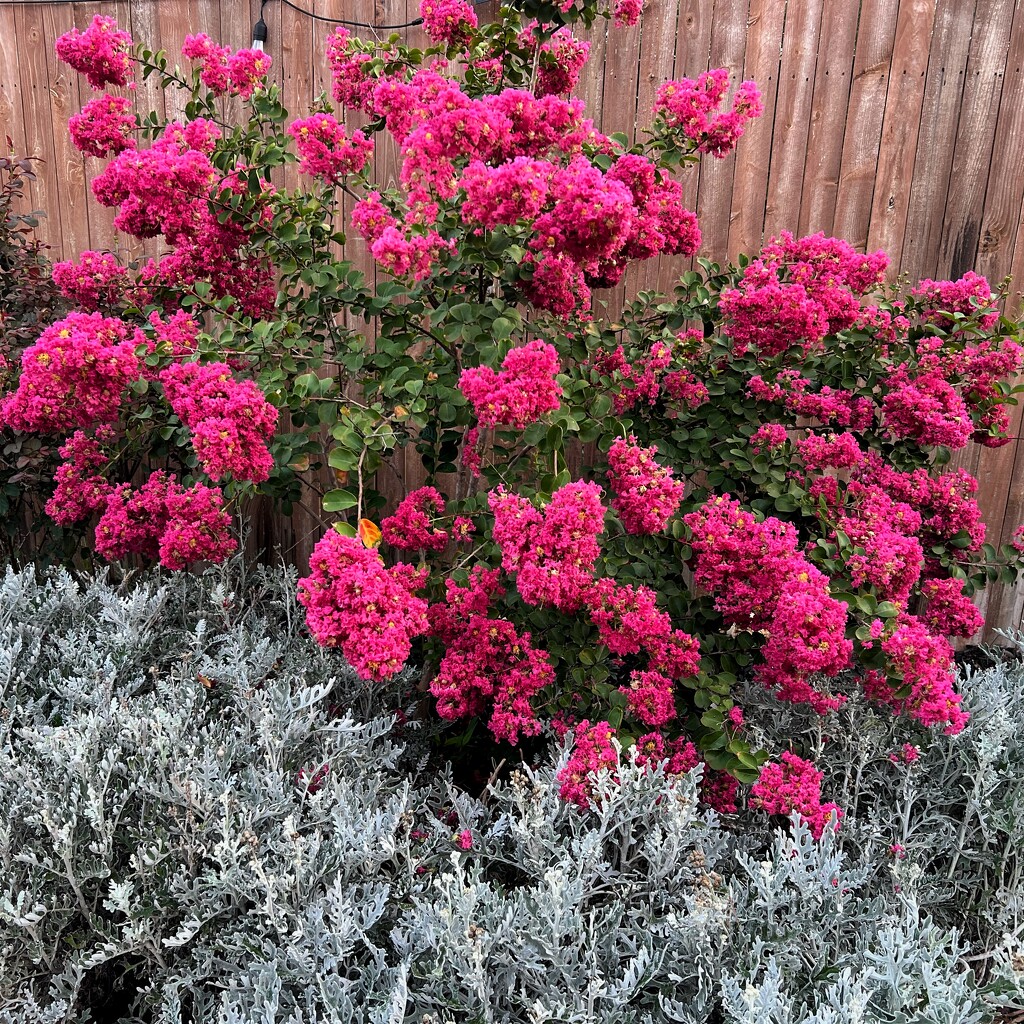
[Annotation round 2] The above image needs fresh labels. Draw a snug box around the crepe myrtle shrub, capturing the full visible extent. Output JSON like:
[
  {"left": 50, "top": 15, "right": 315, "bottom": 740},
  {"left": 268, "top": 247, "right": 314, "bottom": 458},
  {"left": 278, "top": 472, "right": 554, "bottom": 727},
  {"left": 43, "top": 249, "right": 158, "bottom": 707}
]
[
  {"left": 7, "top": 0, "right": 1024, "bottom": 800},
  {"left": 0, "top": 157, "right": 73, "bottom": 565}
]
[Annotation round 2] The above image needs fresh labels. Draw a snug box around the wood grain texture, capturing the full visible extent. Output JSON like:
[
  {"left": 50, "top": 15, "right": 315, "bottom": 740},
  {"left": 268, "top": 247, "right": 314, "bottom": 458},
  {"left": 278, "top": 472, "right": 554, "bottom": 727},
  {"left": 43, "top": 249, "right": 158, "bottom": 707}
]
[
  {"left": 897, "top": 0, "right": 976, "bottom": 280},
  {"left": 796, "top": 0, "right": 860, "bottom": 238},
  {"left": 832, "top": 0, "right": 900, "bottom": 248},
  {"left": 694, "top": 0, "right": 750, "bottom": 259},
  {"left": 864, "top": 0, "right": 936, "bottom": 268},
  {"left": 726, "top": 0, "right": 785, "bottom": 256},
  {"left": 762, "top": 0, "right": 824, "bottom": 239},
  {"left": 654, "top": 0, "right": 713, "bottom": 294}
]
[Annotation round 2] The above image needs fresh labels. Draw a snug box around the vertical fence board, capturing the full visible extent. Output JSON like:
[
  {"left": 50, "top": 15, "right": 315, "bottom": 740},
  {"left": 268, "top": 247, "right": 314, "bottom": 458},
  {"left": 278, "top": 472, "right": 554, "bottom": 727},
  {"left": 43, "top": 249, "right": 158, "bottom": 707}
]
[
  {"left": 796, "top": 1, "right": 860, "bottom": 238},
  {"left": 630, "top": 0, "right": 681, "bottom": 295},
  {"left": 0, "top": 6, "right": 31, "bottom": 201},
  {"left": 653, "top": 0, "right": 714, "bottom": 294},
  {"left": 763, "top": 0, "right": 825, "bottom": 240},
  {"left": 897, "top": 0, "right": 976, "bottom": 281},
  {"left": 694, "top": 0, "right": 750, "bottom": 258},
  {"left": 13, "top": 4, "right": 65, "bottom": 254},
  {"left": 727, "top": 0, "right": 786, "bottom": 257},
  {"left": 832, "top": 0, "right": 900, "bottom": 248},
  {"left": 864, "top": 0, "right": 936, "bottom": 265}
]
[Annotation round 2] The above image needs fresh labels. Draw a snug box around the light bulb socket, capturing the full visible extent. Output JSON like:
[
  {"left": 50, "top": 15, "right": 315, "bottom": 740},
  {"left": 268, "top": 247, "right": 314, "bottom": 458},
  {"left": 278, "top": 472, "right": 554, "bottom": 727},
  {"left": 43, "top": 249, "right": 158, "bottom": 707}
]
[{"left": 252, "top": 15, "right": 268, "bottom": 50}]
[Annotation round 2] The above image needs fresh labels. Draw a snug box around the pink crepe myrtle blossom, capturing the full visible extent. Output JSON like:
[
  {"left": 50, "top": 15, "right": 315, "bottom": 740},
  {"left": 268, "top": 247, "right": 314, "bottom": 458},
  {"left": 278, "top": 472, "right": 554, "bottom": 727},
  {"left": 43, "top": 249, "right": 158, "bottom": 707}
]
[
  {"left": 381, "top": 487, "right": 450, "bottom": 551},
  {"left": 654, "top": 69, "right": 762, "bottom": 157},
  {"left": 460, "top": 340, "right": 562, "bottom": 429},
  {"left": 44, "top": 430, "right": 113, "bottom": 525},
  {"left": 55, "top": 15, "right": 134, "bottom": 90},
  {"left": 420, "top": 0, "right": 478, "bottom": 48},
  {"left": 52, "top": 251, "right": 129, "bottom": 310},
  {"left": 160, "top": 361, "right": 278, "bottom": 483},
  {"left": 0, "top": 312, "right": 139, "bottom": 433},
  {"left": 606, "top": 435, "right": 685, "bottom": 534},
  {"left": 613, "top": 0, "right": 644, "bottom": 26},
  {"left": 490, "top": 481, "right": 606, "bottom": 612},
  {"left": 288, "top": 114, "right": 374, "bottom": 182},
  {"left": 558, "top": 719, "right": 618, "bottom": 808},
  {"left": 68, "top": 93, "right": 136, "bottom": 158},
  {"left": 751, "top": 751, "right": 842, "bottom": 840},
  {"left": 298, "top": 531, "right": 430, "bottom": 681}
]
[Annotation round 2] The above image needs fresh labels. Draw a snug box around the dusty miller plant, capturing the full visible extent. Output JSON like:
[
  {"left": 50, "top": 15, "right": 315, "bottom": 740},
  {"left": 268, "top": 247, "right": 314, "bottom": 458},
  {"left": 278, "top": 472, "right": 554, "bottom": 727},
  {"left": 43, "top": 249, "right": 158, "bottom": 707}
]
[{"left": 1, "top": 563, "right": 1023, "bottom": 1021}]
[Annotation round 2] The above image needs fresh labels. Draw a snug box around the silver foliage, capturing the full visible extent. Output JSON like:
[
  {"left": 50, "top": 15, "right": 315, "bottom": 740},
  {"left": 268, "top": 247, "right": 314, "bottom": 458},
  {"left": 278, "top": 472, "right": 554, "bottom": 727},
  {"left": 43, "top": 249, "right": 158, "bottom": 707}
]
[{"left": 0, "top": 561, "right": 1022, "bottom": 1022}]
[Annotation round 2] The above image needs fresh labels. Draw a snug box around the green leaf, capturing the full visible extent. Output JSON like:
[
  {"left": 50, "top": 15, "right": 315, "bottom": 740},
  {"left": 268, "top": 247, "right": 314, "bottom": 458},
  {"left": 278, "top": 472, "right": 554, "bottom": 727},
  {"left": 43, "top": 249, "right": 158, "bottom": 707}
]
[{"left": 322, "top": 489, "right": 357, "bottom": 512}]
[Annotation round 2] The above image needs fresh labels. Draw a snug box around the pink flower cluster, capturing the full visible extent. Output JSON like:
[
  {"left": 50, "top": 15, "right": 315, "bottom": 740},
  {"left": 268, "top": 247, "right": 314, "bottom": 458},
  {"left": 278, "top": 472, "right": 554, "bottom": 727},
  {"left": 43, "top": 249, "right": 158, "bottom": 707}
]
[
  {"left": 325, "top": 28, "right": 376, "bottom": 110},
  {"left": 490, "top": 481, "right": 605, "bottom": 611},
  {"left": 428, "top": 569, "right": 554, "bottom": 743},
  {"left": 160, "top": 361, "right": 278, "bottom": 483},
  {"left": 912, "top": 270, "right": 999, "bottom": 331},
  {"left": 632, "top": 734, "right": 739, "bottom": 813},
  {"left": 94, "top": 471, "right": 236, "bottom": 569},
  {"left": 89, "top": 119, "right": 277, "bottom": 318},
  {"left": 751, "top": 423, "right": 788, "bottom": 453},
  {"left": 654, "top": 68, "right": 763, "bottom": 157},
  {"left": 882, "top": 365, "right": 972, "bottom": 449},
  {"left": 381, "top": 486, "right": 450, "bottom": 551},
  {"left": 459, "top": 340, "right": 562, "bottom": 429},
  {"left": 52, "top": 251, "right": 129, "bottom": 310},
  {"left": 460, "top": 158, "right": 553, "bottom": 229},
  {"left": 298, "top": 531, "right": 429, "bottom": 681},
  {"left": 288, "top": 114, "right": 373, "bottom": 183},
  {"left": 921, "top": 577, "right": 984, "bottom": 639},
  {"left": 55, "top": 15, "right": 134, "bottom": 90},
  {"left": 684, "top": 495, "right": 851, "bottom": 713},
  {"left": 721, "top": 233, "right": 888, "bottom": 357},
  {"left": 751, "top": 752, "right": 842, "bottom": 840},
  {"left": 558, "top": 720, "right": 618, "bottom": 808},
  {"left": 521, "top": 154, "right": 700, "bottom": 312},
  {"left": 43, "top": 435, "right": 236, "bottom": 570},
  {"left": 0, "top": 312, "right": 139, "bottom": 433},
  {"left": 747, "top": 371, "right": 874, "bottom": 430},
  {"left": 181, "top": 35, "right": 273, "bottom": 98},
  {"left": 44, "top": 430, "right": 112, "bottom": 525},
  {"left": 868, "top": 614, "right": 969, "bottom": 734},
  {"left": 352, "top": 192, "right": 457, "bottom": 279},
  {"left": 587, "top": 578, "right": 700, "bottom": 680},
  {"left": 858, "top": 455, "right": 985, "bottom": 552},
  {"left": 593, "top": 336, "right": 708, "bottom": 416},
  {"left": 613, "top": 0, "right": 645, "bottom": 26},
  {"left": 135, "top": 310, "right": 201, "bottom": 364},
  {"left": 835, "top": 483, "right": 923, "bottom": 604},
  {"left": 338, "top": 61, "right": 699, "bottom": 309},
  {"left": 621, "top": 669, "right": 676, "bottom": 726},
  {"left": 69, "top": 93, "right": 135, "bottom": 158},
  {"left": 795, "top": 431, "right": 864, "bottom": 471},
  {"left": 419, "top": 0, "right": 478, "bottom": 48},
  {"left": 92, "top": 121, "right": 216, "bottom": 243},
  {"left": 606, "top": 435, "right": 685, "bottom": 534},
  {"left": 523, "top": 26, "right": 590, "bottom": 97}
]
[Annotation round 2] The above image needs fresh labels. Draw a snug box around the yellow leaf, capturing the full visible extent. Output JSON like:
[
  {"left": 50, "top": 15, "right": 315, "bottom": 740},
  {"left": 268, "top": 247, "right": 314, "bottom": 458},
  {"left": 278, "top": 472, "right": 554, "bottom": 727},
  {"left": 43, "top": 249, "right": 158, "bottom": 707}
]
[{"left": 358, "top": 518, "right": 382, "bottom": 549}]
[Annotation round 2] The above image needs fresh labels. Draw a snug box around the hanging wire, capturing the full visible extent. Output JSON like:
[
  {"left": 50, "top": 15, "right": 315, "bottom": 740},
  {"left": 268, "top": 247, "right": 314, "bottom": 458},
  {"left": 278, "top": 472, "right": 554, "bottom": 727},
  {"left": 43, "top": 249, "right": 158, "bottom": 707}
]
[
  {"left": 0, "top": 0, "right": 493, "bottom": 31},
  {"left": 268, "top": 0, "right": 425, "bottom": 31}
]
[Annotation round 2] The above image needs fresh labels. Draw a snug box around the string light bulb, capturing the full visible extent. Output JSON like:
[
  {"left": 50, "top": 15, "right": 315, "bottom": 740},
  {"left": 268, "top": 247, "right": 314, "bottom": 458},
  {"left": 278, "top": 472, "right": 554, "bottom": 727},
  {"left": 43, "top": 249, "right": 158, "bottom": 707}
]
[{"left": 252, "top": 10, "right": 268, "bottom": 50}]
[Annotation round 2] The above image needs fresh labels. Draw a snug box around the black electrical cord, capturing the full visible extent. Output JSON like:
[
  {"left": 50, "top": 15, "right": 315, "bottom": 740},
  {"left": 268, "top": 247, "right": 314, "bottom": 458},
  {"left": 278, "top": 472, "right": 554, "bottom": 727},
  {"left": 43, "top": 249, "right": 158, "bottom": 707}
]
[
  {"left": 268, "top": 0, "right": 425, "bottom": 31},
  {"left": 0, "top": 0, "right": 493, "bottom": 32}
]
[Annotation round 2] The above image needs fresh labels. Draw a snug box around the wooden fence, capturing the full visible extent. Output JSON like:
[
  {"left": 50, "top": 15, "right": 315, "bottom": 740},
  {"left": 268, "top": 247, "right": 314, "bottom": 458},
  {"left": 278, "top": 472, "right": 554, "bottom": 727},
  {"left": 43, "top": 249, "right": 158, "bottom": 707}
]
[{"left": 2, "top": 0, "right": 1024, "bottom": 634}]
